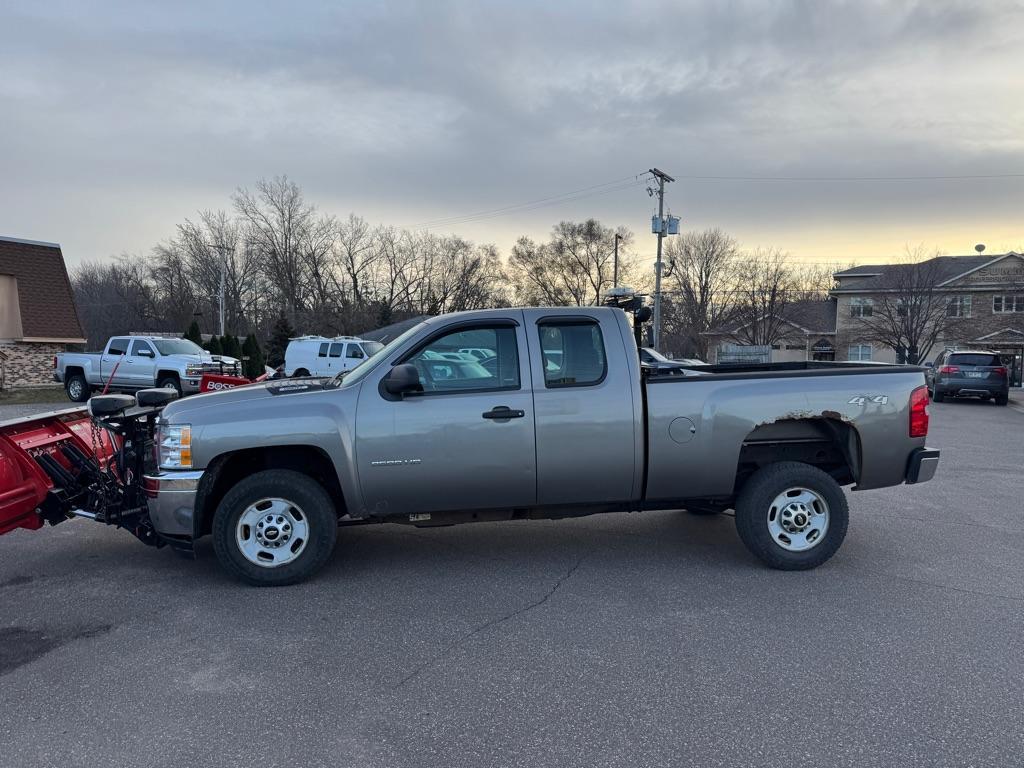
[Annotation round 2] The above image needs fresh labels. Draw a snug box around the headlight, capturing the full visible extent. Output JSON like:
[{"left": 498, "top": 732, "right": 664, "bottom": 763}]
[
  {"left": 185, "top": 365, "right": 202, "bottom": 377},
  {"left": 159, "top": 424, "right": 192, "bottom": 469}
]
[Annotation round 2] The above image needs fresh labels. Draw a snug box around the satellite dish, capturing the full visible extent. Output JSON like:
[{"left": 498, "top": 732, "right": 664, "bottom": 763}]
[{"left": 975, "top": 244, "right": 986, "bottom": 253}]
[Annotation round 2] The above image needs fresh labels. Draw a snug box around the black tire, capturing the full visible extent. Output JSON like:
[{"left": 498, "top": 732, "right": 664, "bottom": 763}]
[
  {"left": 157, "top": 375, "right": 183, "bottom": 397},
  {"left": 734, "top": 462, "right": 849, "bottom": 571},
  {"left": 212, "top": 469, "right": 338, "bottom": 586},
  {"left": 65, "top": 373, "right": 90, "bottom": 402},
  {"left": 293, "top": 368, "right": 310, "bottom": 378},
  {"left": 932, "top": 389, "right": 945, "bottom": 402},
  {"left": 995, "top": 393, "right": 1009, "bottom": 406}
]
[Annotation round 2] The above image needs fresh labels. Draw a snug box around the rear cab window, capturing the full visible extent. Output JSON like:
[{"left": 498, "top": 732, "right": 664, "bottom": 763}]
[
  {"left": 107, "top": 338, "right": 129, "bottom": 355},
  {"left": 538, "top": 321, "right": 607, "bottom": 387}
]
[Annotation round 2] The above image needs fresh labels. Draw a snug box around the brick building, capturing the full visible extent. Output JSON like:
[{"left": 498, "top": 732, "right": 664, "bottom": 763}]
[
  {"left": 833, "top": 252, "right": 1024, "bottom": 385},
  {"left": 0, "top": 236, "right": 86, "bottom": 388},
  {"left": 702, "top": 251, "right": 1024, "bottom": 387}
]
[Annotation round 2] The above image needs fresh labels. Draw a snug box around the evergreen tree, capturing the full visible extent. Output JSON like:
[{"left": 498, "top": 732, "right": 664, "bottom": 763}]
[
  {"left": 242, "top": 334, "right": 265, "bottom": 378},
  {"left": 221, "top": 333, "right": 243, "bottom": 360},
  {"left": 266, "top": 314, "right": 296, "bottom": 367},
  {"left": 204, "top": 335, "right": 223, "bottom": 355},
  {"left": 183, "top": 320, "right": 202, "bottom": 345}
]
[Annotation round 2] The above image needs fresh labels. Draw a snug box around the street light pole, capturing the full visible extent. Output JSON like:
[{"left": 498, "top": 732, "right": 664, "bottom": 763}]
[
  {"left": 206, "top": 243, "right": 232, "bottom": 337},
  {"left": 613, "top": 233, "right": 623, "bottom": 289}
]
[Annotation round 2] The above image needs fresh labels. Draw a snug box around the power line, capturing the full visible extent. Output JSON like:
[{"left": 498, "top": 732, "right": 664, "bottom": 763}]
[
  {"left": 673, "top": 172, "right": 1024, "bottom": 182},
  {"left": 409, "top": 174, "right": 652, "bottom": 230}
]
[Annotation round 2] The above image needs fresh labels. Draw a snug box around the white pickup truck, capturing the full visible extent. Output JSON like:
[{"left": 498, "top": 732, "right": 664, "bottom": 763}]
[{"left": 54, "top": 335, "right": 240, "bottom": 401}]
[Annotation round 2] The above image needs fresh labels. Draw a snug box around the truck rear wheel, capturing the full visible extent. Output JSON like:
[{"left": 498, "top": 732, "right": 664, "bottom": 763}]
[
  {"left": 65, "top": 373, "right": 90, "bottom": 402},
  {"left": 212, "top": 469, "right": 338, "bottom": 586},
  {"left": 734, "top": 462, "right": 848, "bottom": 570}
]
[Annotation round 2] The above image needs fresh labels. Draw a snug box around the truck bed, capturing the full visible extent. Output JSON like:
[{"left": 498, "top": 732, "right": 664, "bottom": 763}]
[{"left": 648, "top": 360, "right": 921, "bottom": 379}]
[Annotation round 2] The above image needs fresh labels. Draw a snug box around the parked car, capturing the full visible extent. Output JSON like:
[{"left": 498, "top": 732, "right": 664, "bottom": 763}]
[
  {"left": 284, "top": 336, "right": 384, "bottom": 377},
  {"left": 458, "top": 347, "right": 496, "bottom": 361},
  {"left": 925, "top": 349, "right": 1009, "bottom": 405},
  {"left": 639, "top": 347, "right": 707, "bottom": 375},
  {"left": 54, "top": 335, "right": 240, "bottom": 401},
  {"left": 140, "top": 306, "right": 939, "bottom": 585}
]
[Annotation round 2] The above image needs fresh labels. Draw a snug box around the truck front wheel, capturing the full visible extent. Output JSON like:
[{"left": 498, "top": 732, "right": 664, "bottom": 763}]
[
  {"left": 734, "top": 462, "right": 848, "bottom": 570},
  {"left": 157, "top": 375, "right": 182, "bottom": 397},
  {"left": 212, "top": 469, "right": 338, "bottom": 586}
]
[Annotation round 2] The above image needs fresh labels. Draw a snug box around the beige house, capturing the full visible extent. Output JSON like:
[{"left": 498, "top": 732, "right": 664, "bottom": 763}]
[
  {"left": 0, "top": 236, "right": 86, "bottom": 388},
  {"left": 704, "top": 298, "right": 838, "bottom": 364}
]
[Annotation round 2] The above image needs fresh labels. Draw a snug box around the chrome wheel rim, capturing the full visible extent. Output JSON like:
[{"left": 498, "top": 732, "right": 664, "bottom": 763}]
[
  {"left": 68, "top": 379, "right": 84, "bottom": 399},
  {"left": 236, "top": 498, "right": 309, "bottom": 568},
  {"left": 767, "top": 487, "right": 829, "bottom": 552}
]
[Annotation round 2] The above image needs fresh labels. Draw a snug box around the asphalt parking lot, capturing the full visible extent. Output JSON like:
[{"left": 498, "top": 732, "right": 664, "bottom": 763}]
[{"left": 1, "top": 397, "right": 1022, "bottom": 768}]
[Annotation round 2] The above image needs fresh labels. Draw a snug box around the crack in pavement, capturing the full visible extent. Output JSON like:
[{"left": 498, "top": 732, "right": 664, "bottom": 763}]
[
  {"left": 394, "top": 557, "right": 584, "bottom": 688},
  {"left": 866, "top": 570, "right": 1024, "bottom": 604}
]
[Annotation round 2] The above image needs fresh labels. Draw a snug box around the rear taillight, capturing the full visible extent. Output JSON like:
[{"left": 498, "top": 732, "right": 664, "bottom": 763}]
[
  {"left": 910, "top": 386, "right": 929, "bottom": 438},
  {"left": 994, "top": 366, "right": 1008, "bottom": 377},
  {"left": 938, "top": 365, "right": 959, "bottom": 375}
]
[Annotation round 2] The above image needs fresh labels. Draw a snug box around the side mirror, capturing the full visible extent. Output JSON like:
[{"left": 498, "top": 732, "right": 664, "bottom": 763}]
[
  {"left": 139, "top": 348, "right": 155, "bottom": 358},
  {"left": 383, "top": 363, "right": 422, "bottom": 397}
]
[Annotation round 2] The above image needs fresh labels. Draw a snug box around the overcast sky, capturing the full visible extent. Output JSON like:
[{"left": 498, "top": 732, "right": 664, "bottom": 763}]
[{"left": 2, "top": 0, "right": 1022, "bottom": 268}]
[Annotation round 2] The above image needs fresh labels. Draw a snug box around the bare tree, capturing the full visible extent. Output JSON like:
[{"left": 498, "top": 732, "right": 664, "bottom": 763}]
[
  {"left": 661, "top": 228, "right": 740, "bottom": 359},
  {"left": 730, "top": 248, "right": 798, "bottom": 347},
  {"left": 233, "top": 176, "right": 315, "bottom": 317},
  {"left": 856, "top": 248, "right": 962, "bottom": 364},
  {"left": 508, "top": 220, "right": 635, "bottom": 307}
]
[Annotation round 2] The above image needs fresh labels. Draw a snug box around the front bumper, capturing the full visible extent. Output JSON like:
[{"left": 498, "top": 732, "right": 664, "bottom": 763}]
[
  {"left": 143, "top": 470, "right": 203, "bottom": 537},
  {"left": 905, "top": 448, "right": 940, "bottom": 484}
]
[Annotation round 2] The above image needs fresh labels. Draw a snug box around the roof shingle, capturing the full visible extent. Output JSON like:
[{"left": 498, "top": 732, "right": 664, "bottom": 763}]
[{"left": 0, "top": 236, "right": 85, "bottom": 341}]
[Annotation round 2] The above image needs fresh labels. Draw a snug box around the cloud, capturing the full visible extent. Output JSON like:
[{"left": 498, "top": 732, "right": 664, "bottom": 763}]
[{"left": 0, "top": 0, "right": 1021, "bottom": 263}]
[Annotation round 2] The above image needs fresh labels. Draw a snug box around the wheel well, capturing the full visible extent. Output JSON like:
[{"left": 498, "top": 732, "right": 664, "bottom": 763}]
[
  {"left": 194, "top": 445, "right": 345, "bottom": 538},
  {"left": 156, "top": 370, "right": 180, "bottom": 383},
  {"left": 735, "top": 418, "right": 861, "bottom": 493},
  {"left": 65, "top": 366, "right": 85, "bottom": 380}
]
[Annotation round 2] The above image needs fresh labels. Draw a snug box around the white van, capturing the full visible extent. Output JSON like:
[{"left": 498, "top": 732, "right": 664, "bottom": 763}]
[{"left": 284, "top": 336, "right": 384, "bottom": 377}]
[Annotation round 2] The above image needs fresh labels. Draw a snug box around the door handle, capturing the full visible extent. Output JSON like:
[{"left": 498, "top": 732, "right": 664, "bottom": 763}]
[{"left": 482, "top": 406, "right": 525, "bottom": 420}]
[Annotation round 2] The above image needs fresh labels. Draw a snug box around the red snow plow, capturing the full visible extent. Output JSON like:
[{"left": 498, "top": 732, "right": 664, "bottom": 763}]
[{"left": 0, "top": 388, "right": 178, "bottom": 547}]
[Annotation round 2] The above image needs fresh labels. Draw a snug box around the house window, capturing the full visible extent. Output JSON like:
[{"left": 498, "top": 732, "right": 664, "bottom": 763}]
[
  {"left": 849, "top": 298, "right": 873, "bottom": 318},
  {"left": 993, "top": 295, "right": 1024, "bottom": 313},
  {"left": 946, "top": 296, "right": 972, "bottom": 318},
  {"left": 848, "top": 344, "right": 872, "bottom": 361}
]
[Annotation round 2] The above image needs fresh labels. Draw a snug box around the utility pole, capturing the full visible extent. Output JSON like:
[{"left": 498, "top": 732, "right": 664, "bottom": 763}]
[
  {"left": 613, "top": 233, "right": 623, "bottom": 289},
  {"left": 649, "top": 167, "right": 674, "bottom": 351}
]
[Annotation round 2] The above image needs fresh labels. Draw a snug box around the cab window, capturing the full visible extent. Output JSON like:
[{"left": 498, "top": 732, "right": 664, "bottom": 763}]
[
  {"left": 130, "top": 340, "right": 154, "bottom": 356},
  {"left": 538, "top": 321, "right": 606, "bottom": 388},
  {"left": 403, "top": 325, "right": 520, "bottom": 393},
  {"left": 318, "top": 343, "right": 329, "bottom": 358},
  {"left": 346, "top": 345, "right": 365, "bottom": 359},
  {"left": 108, "top": 338, "right": 129, "bottom": 356}
]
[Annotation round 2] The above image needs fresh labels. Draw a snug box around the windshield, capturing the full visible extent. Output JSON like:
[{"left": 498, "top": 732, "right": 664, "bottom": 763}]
[
  {"left": 641, "top": 347, "right": 671, "bottom": 363},
  {"left": 328, "top": 323, "right": 427, "bottom": 388},
  {"left": 153, "top": 338, "right": 205, "bottom": 355}
]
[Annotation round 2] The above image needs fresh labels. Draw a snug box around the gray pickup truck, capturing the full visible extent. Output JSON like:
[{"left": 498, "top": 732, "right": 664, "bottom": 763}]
[
  {"left": 144, "top": 306, "right": 939, "bottom": 585},
  {"left": 55, "top": 335, "right": 241, "bottom": 401}
]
